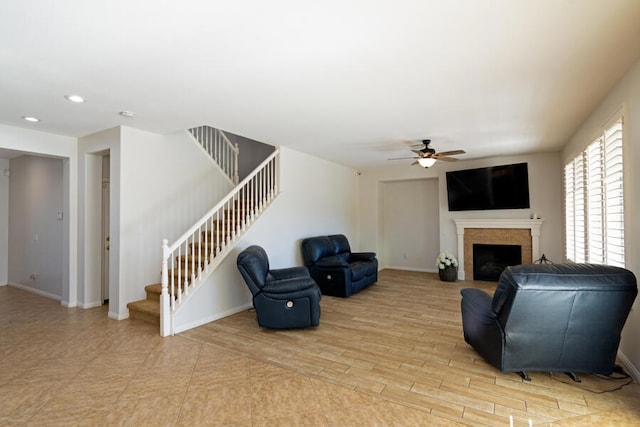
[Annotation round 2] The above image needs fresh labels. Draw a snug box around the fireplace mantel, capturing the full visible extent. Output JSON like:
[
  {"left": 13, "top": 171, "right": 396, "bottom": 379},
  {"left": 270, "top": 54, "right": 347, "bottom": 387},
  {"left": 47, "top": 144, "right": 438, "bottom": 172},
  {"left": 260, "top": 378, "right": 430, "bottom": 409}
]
[{"left": 453, "top": 219, "right": 544, "bottom": 280}]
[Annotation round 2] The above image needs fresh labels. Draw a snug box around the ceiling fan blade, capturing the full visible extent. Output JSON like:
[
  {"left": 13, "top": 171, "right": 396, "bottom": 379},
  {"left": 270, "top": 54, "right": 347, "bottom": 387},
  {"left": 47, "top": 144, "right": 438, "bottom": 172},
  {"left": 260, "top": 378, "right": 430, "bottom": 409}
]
[
  {"left": 411, "top": 149, "right": 427, "bottom": 156},
  {"left": 435, "top": 150, "right": 466, "bottom": 156},
  {"left": 388, "top": 156, "right": 419, "bottom": 160},
  {"left": 433, "top": 155, "right": 459, "bottom": 162},
  {"left": 411, "top": 160, "right": 418, "bottom": 166}
]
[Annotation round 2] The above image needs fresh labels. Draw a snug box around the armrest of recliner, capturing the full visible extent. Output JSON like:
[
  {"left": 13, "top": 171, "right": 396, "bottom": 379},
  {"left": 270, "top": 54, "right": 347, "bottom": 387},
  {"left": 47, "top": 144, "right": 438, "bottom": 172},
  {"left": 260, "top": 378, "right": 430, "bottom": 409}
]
[
  {"left": 314, "top": 257, "right": 349, "bottom": 268},
  {"left": 263, "top": 276, "right": 317, "bottom": 294},
  {"left": 460, "top": 288, "right": 504, "bottom": 370},
  {"left": 269, "top": 266, "right": 310, "bottom": 281},
  {"left": 350, "top": 252, "right": 376, "bottom": 262},
  {"left": 460, "top": 288, "right": 496, "bottom": 321}
]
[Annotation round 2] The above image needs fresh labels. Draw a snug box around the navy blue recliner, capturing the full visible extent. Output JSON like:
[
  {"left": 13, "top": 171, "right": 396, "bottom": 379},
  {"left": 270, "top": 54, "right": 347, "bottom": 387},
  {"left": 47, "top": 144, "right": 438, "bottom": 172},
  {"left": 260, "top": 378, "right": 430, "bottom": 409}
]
[
  {"left": 237, "top": 245, "right": 321, "bottom": 329},
  {"left": 461, "top": 263, "right": 637, "bottom": 380},
  {"left": 301, "top": 234, "right": 378, "bottom": 297}
]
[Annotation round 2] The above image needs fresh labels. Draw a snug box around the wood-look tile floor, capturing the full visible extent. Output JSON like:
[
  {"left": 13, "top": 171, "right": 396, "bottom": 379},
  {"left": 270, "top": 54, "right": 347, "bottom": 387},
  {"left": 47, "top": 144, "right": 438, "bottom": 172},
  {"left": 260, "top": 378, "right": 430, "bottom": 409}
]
[{"left": 1, "top": 269, "right": 639, "bottom": 426}]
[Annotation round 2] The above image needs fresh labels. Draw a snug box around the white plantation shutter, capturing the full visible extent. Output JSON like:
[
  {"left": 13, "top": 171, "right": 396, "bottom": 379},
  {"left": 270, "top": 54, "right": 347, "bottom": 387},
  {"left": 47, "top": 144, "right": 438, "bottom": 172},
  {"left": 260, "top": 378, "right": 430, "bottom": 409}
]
[
  {"left": 564, "top": 156, "right": 587, "bottom": 263},
  {"left": 564, "top": 116, "right": 625, "bottom": 267},
  {"left": 564, "top": 162, "right": 575, "bottom": 261},
  {"left": 573, "top": 155, "right": 586, "bottom": 263},
  {"left": 603, "top": 119, "right": 625, "bottom": 267},
  {"left": 586, "top": 139, "right": 604, "bottom": 264}
]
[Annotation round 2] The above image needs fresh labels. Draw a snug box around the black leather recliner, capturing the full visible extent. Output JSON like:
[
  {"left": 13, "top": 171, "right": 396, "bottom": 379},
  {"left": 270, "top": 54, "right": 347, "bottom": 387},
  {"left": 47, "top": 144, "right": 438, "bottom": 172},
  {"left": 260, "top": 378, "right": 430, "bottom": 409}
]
[
  {"left": 460, "top": 263, "right": 637, "bottom": 380},
  {"left": 301, "top": 234, "right": 378, "bottom": 297},
  {"left": 237, "top": 245, "right": 321, "bottom": 329}
]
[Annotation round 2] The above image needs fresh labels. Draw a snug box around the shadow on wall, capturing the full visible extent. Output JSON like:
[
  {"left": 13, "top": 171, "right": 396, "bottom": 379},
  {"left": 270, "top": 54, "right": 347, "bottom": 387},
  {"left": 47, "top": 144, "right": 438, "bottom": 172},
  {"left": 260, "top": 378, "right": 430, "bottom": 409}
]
[{"left": 224, "top": 132, "right": 276, "bottom": 181}]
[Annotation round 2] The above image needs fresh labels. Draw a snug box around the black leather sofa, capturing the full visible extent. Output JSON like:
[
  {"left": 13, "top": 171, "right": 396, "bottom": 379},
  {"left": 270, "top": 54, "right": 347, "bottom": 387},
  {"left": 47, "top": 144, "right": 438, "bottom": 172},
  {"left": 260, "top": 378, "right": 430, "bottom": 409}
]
[
  {"left": 460, "top": 263, "right": 637, "bottom": 380},
  {"left": 237, "top": 245, "right": 321, "bottom": 329},
  {"left": 301, "top": 234, "right": 378, "bottom": 297}
]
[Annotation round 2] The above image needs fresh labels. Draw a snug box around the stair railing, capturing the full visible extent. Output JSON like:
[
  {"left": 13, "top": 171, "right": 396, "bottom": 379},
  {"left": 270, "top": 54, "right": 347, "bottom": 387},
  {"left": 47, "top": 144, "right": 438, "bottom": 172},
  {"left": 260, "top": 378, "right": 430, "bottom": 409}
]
[
  {"left": 160, "top": 149, "right": 280, "bottom": 336},
  {"left": 189, "top": 126, "right": 240, "bottom": 184}
]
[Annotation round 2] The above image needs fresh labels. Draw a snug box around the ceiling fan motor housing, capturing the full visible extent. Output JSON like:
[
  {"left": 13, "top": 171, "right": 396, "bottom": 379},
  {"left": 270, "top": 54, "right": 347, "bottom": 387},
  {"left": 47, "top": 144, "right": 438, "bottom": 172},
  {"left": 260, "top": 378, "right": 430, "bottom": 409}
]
[{"left": 420, "top": 140, "right": 435, "bottom": 155}]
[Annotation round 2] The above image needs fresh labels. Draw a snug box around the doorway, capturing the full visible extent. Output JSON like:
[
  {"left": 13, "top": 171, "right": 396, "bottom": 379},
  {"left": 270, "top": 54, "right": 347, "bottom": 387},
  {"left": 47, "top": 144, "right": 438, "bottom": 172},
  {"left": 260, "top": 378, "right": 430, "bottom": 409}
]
[{"left": 101, "top": 156, "right": 110, "bottom": 304}]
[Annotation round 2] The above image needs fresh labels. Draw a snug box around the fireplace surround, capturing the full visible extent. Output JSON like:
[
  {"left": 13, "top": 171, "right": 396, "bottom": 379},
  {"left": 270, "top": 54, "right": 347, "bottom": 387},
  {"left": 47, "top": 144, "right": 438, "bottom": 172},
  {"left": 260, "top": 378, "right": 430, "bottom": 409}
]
[{"left": 453, "top": 219, "right": 543, "bottom": 280}]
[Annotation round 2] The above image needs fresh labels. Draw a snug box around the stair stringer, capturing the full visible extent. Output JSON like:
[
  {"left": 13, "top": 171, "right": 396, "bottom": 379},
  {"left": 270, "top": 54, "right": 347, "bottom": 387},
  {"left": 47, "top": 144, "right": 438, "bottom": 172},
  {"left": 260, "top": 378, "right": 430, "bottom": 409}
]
[{"left": 160, "top": 150, "right": 280, "bottom": 336}]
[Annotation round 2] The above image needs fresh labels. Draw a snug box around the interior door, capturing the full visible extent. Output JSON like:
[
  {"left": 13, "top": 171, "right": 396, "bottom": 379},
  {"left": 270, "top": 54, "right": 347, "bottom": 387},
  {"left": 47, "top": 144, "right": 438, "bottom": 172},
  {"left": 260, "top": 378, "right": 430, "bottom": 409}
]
[{"left": 101, "top": 179, "right": 110, "bottom": 304}]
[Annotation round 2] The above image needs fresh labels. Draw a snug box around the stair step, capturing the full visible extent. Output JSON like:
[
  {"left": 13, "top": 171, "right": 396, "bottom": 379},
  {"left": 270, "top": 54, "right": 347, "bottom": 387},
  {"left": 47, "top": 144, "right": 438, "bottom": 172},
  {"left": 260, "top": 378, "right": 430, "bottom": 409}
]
[
  {"left": 199, "top": 229, "right": 234, "bottom": 240},
  {"left": 176, "top": 254, "right": 210, "bottom": 266},
  {"left": 212, "top": 221, "right": 242, "bottom": 231},
  {"left": 170, "top": 269, "right": 198, "bottom": 282},
  {"left": 189, "top": 242, "right": 223, "bottom": 256},
  {"left": 198, "top": 232, "right": 233, "bottom": 239},
  {"left": 127, "top": 299, "right": 160, "bottom": 326},
  {"left": 145, "top": 283, "right": 162, "bottom": 300},
  {"left": 222, "top": 210, "right": 250, "bottom": 220},
  {"left": 233, "top": 199, "right": 255, "bottom": 209}
]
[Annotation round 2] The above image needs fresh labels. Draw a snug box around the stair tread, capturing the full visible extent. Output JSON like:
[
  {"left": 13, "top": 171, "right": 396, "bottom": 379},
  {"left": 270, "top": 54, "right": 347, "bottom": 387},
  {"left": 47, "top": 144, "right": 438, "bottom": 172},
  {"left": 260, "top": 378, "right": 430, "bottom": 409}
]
[
  {"left": 127, "top": 298, "right": 159, "bottom": 315},
  {"left": 146, "top": 283, "right": 162, "bottom": 294}
]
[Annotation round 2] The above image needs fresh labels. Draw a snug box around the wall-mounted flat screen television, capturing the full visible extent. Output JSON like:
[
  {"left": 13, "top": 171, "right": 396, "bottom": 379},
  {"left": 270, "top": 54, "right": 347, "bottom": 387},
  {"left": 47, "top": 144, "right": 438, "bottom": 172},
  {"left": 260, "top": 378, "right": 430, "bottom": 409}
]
[{"left": 446, "top": 162, "right": 530, "bottom": 211}]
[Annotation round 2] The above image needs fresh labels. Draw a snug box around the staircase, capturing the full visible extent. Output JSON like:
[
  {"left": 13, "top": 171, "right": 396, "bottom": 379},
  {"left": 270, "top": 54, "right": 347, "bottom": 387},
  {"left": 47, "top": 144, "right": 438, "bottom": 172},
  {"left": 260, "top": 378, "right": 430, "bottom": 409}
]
[
  {"left": 188, "top": 125, "right": 239, "bottom": 185},
  {"left": 127, "top": 127, "right": 280, "bottom": 335}
]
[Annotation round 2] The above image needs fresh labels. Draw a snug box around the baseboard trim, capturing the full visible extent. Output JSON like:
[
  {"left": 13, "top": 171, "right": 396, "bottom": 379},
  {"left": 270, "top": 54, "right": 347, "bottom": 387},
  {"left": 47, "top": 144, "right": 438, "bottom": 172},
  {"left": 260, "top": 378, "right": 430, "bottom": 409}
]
[
  {"left": 173, "top": 303, "right": 253, "bottom": 335},
  {"left": 108, "top": 310, "right": 128, "bottom": 320},
  {"left": 381, "top": 266, "right": 437, "bottom": 273},
  {"left": 79, "top": 301, "right": 103, "bottom": 309},
  {"left": 7, "top": 282, "right": 62, "bottom": 302},
  {"left": 617, "top": 350, "right": 640, "bottom": 383}
]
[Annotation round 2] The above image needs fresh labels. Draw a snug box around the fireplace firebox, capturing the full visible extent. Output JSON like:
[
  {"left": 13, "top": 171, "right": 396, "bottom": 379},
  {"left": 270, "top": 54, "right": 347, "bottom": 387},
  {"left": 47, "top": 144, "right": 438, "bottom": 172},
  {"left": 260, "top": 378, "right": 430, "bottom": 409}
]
[{"left": 473, "top": 243, "right": 522, "bottom": 281}]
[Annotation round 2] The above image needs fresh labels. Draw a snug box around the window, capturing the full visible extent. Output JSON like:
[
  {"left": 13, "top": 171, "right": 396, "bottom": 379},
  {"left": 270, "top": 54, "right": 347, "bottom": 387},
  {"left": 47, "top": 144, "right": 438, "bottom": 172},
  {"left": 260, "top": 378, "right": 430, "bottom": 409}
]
[{"left": 564, "top": 116, "right": 624, "bottom": 267}]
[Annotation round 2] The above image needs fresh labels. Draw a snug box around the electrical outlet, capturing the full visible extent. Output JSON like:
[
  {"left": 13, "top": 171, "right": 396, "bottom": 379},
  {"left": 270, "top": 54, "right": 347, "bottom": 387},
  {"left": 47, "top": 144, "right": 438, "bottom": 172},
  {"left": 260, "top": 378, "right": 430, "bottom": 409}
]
[{"left": 30, "top": 272, "right": 37, "bottom": 280}]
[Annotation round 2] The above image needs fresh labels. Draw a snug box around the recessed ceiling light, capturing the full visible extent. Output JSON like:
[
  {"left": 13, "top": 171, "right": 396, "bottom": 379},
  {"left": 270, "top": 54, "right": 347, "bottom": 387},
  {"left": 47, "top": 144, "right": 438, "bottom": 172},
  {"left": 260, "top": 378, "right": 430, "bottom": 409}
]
[
  {"left": 22, "top": 116, "right": 40, "bottom": 122},
  {"left": 119, "top": 111, "right": 135, "bottom": 117},
  {"left": 65, "top": 94, "right": 85, "bottom": 103}
]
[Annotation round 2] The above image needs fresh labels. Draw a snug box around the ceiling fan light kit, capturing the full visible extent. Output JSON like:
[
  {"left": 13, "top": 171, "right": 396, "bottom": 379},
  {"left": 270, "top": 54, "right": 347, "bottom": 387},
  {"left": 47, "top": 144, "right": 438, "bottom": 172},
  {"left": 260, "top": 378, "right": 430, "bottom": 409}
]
[{"left": 418, "top": 157, "right": 437, "bottom": 168}]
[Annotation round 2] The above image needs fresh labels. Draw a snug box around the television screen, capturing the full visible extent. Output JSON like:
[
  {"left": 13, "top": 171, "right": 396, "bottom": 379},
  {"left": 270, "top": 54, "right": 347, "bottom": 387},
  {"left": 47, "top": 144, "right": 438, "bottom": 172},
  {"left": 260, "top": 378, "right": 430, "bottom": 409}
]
[{"left": 446, "top": 163, "right": 530, "bottom": 211}]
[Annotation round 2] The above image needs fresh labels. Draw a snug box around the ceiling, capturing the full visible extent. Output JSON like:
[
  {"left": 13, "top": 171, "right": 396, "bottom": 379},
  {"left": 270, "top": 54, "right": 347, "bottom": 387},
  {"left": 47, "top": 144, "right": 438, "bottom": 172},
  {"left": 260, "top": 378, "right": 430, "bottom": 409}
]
[{"left": 2, "top": 1, "right": 640, "bottom": 169}]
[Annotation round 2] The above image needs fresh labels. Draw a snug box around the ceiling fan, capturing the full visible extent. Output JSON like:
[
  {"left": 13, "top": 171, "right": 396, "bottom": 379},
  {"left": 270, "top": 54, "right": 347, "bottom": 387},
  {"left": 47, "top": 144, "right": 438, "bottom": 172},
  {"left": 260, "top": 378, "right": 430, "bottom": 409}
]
[{"left": 388, "top": 140, "right": 466, "bottom": 167}]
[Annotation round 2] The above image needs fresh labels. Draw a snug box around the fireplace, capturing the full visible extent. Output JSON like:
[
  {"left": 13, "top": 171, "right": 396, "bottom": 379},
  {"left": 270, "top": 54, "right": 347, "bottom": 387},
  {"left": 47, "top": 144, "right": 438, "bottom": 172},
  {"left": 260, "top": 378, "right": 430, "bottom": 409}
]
[
  {"left": 473, "top": 243, "right": 522, "bottom": 281},
  {"left": 453, "top": 219, "right": 543, "bottom": 280}
]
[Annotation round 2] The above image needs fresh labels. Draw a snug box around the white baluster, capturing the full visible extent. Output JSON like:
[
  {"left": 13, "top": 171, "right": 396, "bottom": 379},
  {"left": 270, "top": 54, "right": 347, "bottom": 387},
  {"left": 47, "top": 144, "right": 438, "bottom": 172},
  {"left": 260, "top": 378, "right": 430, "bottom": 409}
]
[
  {"left": 160, "top": 239, "right": 171, "bottom": 337},
  {"left": 176, "top": 246, "right": 182, "bottom": 304},
  {"left": 190, "top": 235, "right": 195, "bottom": 289},
  {"left": 170, "top": 252, "right": 175, "bottom": 311}
]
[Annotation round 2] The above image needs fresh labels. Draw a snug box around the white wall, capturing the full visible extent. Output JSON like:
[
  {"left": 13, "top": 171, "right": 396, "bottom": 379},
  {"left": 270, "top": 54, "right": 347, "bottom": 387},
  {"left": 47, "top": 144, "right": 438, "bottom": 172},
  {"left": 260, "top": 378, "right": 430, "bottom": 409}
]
[
  {"left": 8, "top": 155, "right": 64, "bottom": 298},
  {"left": 118, "top": 127, "right": 234, "bottom": 318},
  {"left": 381, "top": 179, "right": 439, "bottom": 271},
  {"left": 225, "top": 131, "right": 276, "bottom": 181},
  {"left": 0, "top": 125, "right": 77, "bottom": 305},
  {"left": 78, "top": 126, "right": 234, "bottom": 318},
  {"left": 562, "top": 57, "right": 640, "bottom": 380},
  {"left": 0, "top": 158, "right": 9, "bottom": 285},
  {"left": 359, "top": 151, "right": 564, "bottom": 268},
  {"left": 173, "top": 146, "right": 360, "bottom": 332}
]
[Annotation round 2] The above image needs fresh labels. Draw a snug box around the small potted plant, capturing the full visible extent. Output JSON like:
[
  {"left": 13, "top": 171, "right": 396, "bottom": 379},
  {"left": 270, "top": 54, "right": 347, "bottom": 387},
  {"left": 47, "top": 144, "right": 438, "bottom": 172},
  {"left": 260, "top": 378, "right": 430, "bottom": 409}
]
[{"left": 437, "top": 251, "right": 458, "bottom": 282}]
